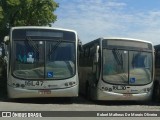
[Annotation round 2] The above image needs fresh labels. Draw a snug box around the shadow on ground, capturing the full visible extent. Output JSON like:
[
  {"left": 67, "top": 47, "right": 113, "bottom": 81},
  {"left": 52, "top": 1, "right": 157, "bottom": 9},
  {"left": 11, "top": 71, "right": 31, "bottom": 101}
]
[
  {"left": 93, "top": 99, "right": 160, "bottom": 106},
  {"left": 1, "top": 93, "right": 160, "bottom": 107},
  {"left": 0, "top": 77, "right": 7, "bottom": 101}
]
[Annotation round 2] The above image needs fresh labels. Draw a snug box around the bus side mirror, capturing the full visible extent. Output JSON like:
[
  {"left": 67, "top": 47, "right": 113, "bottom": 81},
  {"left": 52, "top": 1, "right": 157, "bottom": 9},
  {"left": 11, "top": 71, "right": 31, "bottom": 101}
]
[
  {"left": 4, "top": 36, "right": 9, "bottom": 44},
  {"left": 94, "top": 45, "right": 99, "bottom": 63},
  {"left": 78, "top": 40, "right": 83, "bottom": 52}
]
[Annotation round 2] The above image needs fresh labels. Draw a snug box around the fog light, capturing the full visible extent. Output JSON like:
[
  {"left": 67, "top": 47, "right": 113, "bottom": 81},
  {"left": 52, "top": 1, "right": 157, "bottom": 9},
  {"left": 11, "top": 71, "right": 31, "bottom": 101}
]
[
  {"left": 12, "top": 83, "right": 15, "bottom": 86},
  {"left": 105, "top": 87, "right": 108, "bottom": 91},
  {"left": 143, "top": 88, "right": 147, "bottom": 92},
  {"left": 69, "top": 82, "right": 73, "bottom": 86},
  {"left": 109, "top": 88, "right": 112, "bottom": 91},
  {"left": 65, "top": 83, "right": 68, "bottom": 86},
  {"left": 16, "top": 83, "right": 20, "bottom": 87},
  {"left": 147, "top": 88, "right": 151, "bottom": 92},
  {"left": 21, "top": 84, "right": 25, "bottom": 88}
]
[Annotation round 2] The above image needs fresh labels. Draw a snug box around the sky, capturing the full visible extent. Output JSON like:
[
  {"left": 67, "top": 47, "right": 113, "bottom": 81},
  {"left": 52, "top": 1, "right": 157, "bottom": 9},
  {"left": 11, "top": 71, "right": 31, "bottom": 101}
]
[{"left": 53, "top": 0, "right": 160, "bottom": 45}]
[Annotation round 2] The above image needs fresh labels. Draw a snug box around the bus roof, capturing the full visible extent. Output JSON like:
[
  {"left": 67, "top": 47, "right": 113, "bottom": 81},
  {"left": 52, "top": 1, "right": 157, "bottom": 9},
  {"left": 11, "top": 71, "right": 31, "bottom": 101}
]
[
  {"left": 83, "top": 37, "right": 152, "bottom": 47},
  {"left": 11, "top": 26, "right": 77, "bottom": 34},
  {"left": 101, "top": 37, "right": 152, "bottom": 44}
]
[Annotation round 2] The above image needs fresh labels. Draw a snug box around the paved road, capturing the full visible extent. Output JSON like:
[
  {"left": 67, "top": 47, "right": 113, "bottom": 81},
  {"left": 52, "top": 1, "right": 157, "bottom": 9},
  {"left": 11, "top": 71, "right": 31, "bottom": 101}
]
[
  {"left": 0, "top": 95, "right": 160, "bottom": 111},
  {"left": 0, "top": 96, "right": 160, "bottom": 120},
  {"left": 1, "top": 79, "right": 160, "bottom": 119}
]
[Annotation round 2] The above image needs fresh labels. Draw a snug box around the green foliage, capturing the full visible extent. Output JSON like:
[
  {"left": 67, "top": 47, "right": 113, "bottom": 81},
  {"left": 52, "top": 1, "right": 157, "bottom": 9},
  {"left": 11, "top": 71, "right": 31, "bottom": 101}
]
[
  {"left": 0, "top": 6, "right": 3, "bottom": 19},
  {"left": 0, "top": 0, "right": 59, "bottom": 42}
]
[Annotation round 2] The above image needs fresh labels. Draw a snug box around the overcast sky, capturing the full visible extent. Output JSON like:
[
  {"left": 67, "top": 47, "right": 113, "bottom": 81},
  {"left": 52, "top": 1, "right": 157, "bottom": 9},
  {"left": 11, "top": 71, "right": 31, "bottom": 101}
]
[{"left": 53, "top": 0, "right": 160, "bottom": 45}]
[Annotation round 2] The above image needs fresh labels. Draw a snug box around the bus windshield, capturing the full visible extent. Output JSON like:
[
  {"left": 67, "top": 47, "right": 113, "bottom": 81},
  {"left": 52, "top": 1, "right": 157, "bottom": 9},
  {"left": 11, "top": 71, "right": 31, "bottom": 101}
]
[
  {"left": 103, "top": 49, "right": 152, "bottom": 85},
  {"left": 13, "top": 40, "right": 75, "bottom": 80}
]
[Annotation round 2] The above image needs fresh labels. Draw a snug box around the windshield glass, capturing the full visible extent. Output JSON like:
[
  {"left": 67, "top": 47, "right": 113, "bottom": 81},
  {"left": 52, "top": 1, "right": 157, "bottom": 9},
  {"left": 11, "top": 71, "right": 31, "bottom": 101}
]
[
  {"left": 13, "top": 40, "right": 75, "bottom": 80},
  {"left": 103, "top": 49, "right": 128, "bottom": 84},
  {"left": 103, "top": 49, "right": 153, "bottom": 85},
  {"left": 13, "top": 40, "right": 44, "bottom": 79},
  {"left": 129, "top": 51, "right": 152, "bottom": 85},
  {"left": 46, "top": 42, "right": 75, "bottom": 79}
]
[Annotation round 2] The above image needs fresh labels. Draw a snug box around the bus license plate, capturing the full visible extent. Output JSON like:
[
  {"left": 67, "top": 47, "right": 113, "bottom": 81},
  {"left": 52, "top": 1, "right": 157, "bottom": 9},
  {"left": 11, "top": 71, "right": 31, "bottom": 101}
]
[
  {"left": 123, "top": 94, "right": 133, "bottom": 97},
  {"left": 38, "top": 90, "right": 51, "bottom": 95},
  {"left": 25, "top": 81, "right": 44, "bottom": 86}
]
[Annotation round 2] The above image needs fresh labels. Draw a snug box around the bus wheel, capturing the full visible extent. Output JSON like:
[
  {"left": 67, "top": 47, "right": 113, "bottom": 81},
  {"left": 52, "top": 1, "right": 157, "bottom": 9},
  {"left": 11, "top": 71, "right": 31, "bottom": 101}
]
[{"left": 153, "top": 84, "right": 160, "bottom": 102}]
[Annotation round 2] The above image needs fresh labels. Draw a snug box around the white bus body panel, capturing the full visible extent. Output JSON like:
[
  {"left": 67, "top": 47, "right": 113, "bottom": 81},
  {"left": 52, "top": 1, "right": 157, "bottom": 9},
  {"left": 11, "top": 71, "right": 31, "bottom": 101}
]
[
  {"left": 94, "top": 89, "right": 152, "bottom": 101},
  {"left": 7, "top": 85, "right": 78, "bottom": 98},
  {"left": 7, "top": 75, "right": 79, "bottom": 98},
  {"left": 90, "top": 79, "right": 153, "bottom": 101}
]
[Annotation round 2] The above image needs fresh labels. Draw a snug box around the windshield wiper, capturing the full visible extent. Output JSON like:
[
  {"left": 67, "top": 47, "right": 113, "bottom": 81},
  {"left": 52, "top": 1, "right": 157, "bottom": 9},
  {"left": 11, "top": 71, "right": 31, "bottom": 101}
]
[
  {"left": 48, "top": 39, "right": 62, "bottom": 57},
  {"left": 26, "top": 37, "right": 39, "bottom": 53},
  {"left": 112, "top": 49, "right": 123, "bottom": 66}
]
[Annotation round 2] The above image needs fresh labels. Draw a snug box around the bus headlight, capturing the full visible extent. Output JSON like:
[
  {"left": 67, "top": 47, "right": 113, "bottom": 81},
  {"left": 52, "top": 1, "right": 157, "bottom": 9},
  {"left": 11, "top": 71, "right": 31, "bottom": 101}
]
[
  {"left": 101, "top": 87, "right": 104, "bottom": 90},
  {"left": 21, "top": 84, "right": 25, "bottom": 88},
  {"left": 16, "top": 83, "right": 20, "bottom": 87},
  {"left": 142, "top": 88, "right": 151, "bottom": 92},
  {"left": 64, "top": 81, "right": 76, "bottom": 87},
  {"left": 147, "top": 88, "right": 151, "bottom": 92},
  {"left": 101, "top": 87, "right": 108, "bottom": 91},
  {"left": 65, "top": 83, "right": 69, "bottom": 86}
]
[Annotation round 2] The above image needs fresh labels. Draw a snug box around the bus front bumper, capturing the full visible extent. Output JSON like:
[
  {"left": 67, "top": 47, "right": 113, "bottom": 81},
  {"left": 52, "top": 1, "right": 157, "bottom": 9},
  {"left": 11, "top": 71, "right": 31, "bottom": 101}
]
[
  {"left": 7, "top": 85, "right": 78, "bottom": 98},
  {"left": 93, "top": 88, "right": 152, "bottom": 101}
]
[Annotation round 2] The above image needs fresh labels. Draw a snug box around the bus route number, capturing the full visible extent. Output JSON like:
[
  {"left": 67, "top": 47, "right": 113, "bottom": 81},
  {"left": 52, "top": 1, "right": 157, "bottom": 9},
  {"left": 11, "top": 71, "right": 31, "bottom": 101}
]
[
  {"left": 25, "top": 81, "right": 44, "bottom": 86},
  {"left": 113, "top": 85, "right": 126, "bottom": 90}
]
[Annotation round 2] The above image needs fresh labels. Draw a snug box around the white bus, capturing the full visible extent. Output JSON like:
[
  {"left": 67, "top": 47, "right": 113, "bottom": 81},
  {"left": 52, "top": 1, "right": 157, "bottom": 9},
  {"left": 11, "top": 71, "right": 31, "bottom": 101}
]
[
  {"left": 3, "top": 26, "right": 79, "bottom": 98},
  {"left": 79, "top": 37, "right": 154, "bottom": 101}
]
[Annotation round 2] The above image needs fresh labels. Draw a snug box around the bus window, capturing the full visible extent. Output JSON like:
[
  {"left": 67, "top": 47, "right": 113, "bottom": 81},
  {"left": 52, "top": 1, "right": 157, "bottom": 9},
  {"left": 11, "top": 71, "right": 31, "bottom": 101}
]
[
  {"left": 132, "top": 52, "right": 146, "bottom": 68},
  {"left": 129, "top": 51, "right": 152, "bottom": 85},
  {"left": 13, "top": 40, "right": 44, "bottom": 79},
  {"left": 46, "top": 42, "right": 75, "bottom": 79},
  {"left": 103, "top": 49, "right": 128, "bottom": 84}
]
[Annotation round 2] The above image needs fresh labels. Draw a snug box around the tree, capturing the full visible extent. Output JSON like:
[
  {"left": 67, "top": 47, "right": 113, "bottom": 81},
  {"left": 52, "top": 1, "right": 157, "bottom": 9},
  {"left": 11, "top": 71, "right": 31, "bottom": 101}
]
[{"left": 0, "top": 0, "right": 59, "bottom": 42}]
